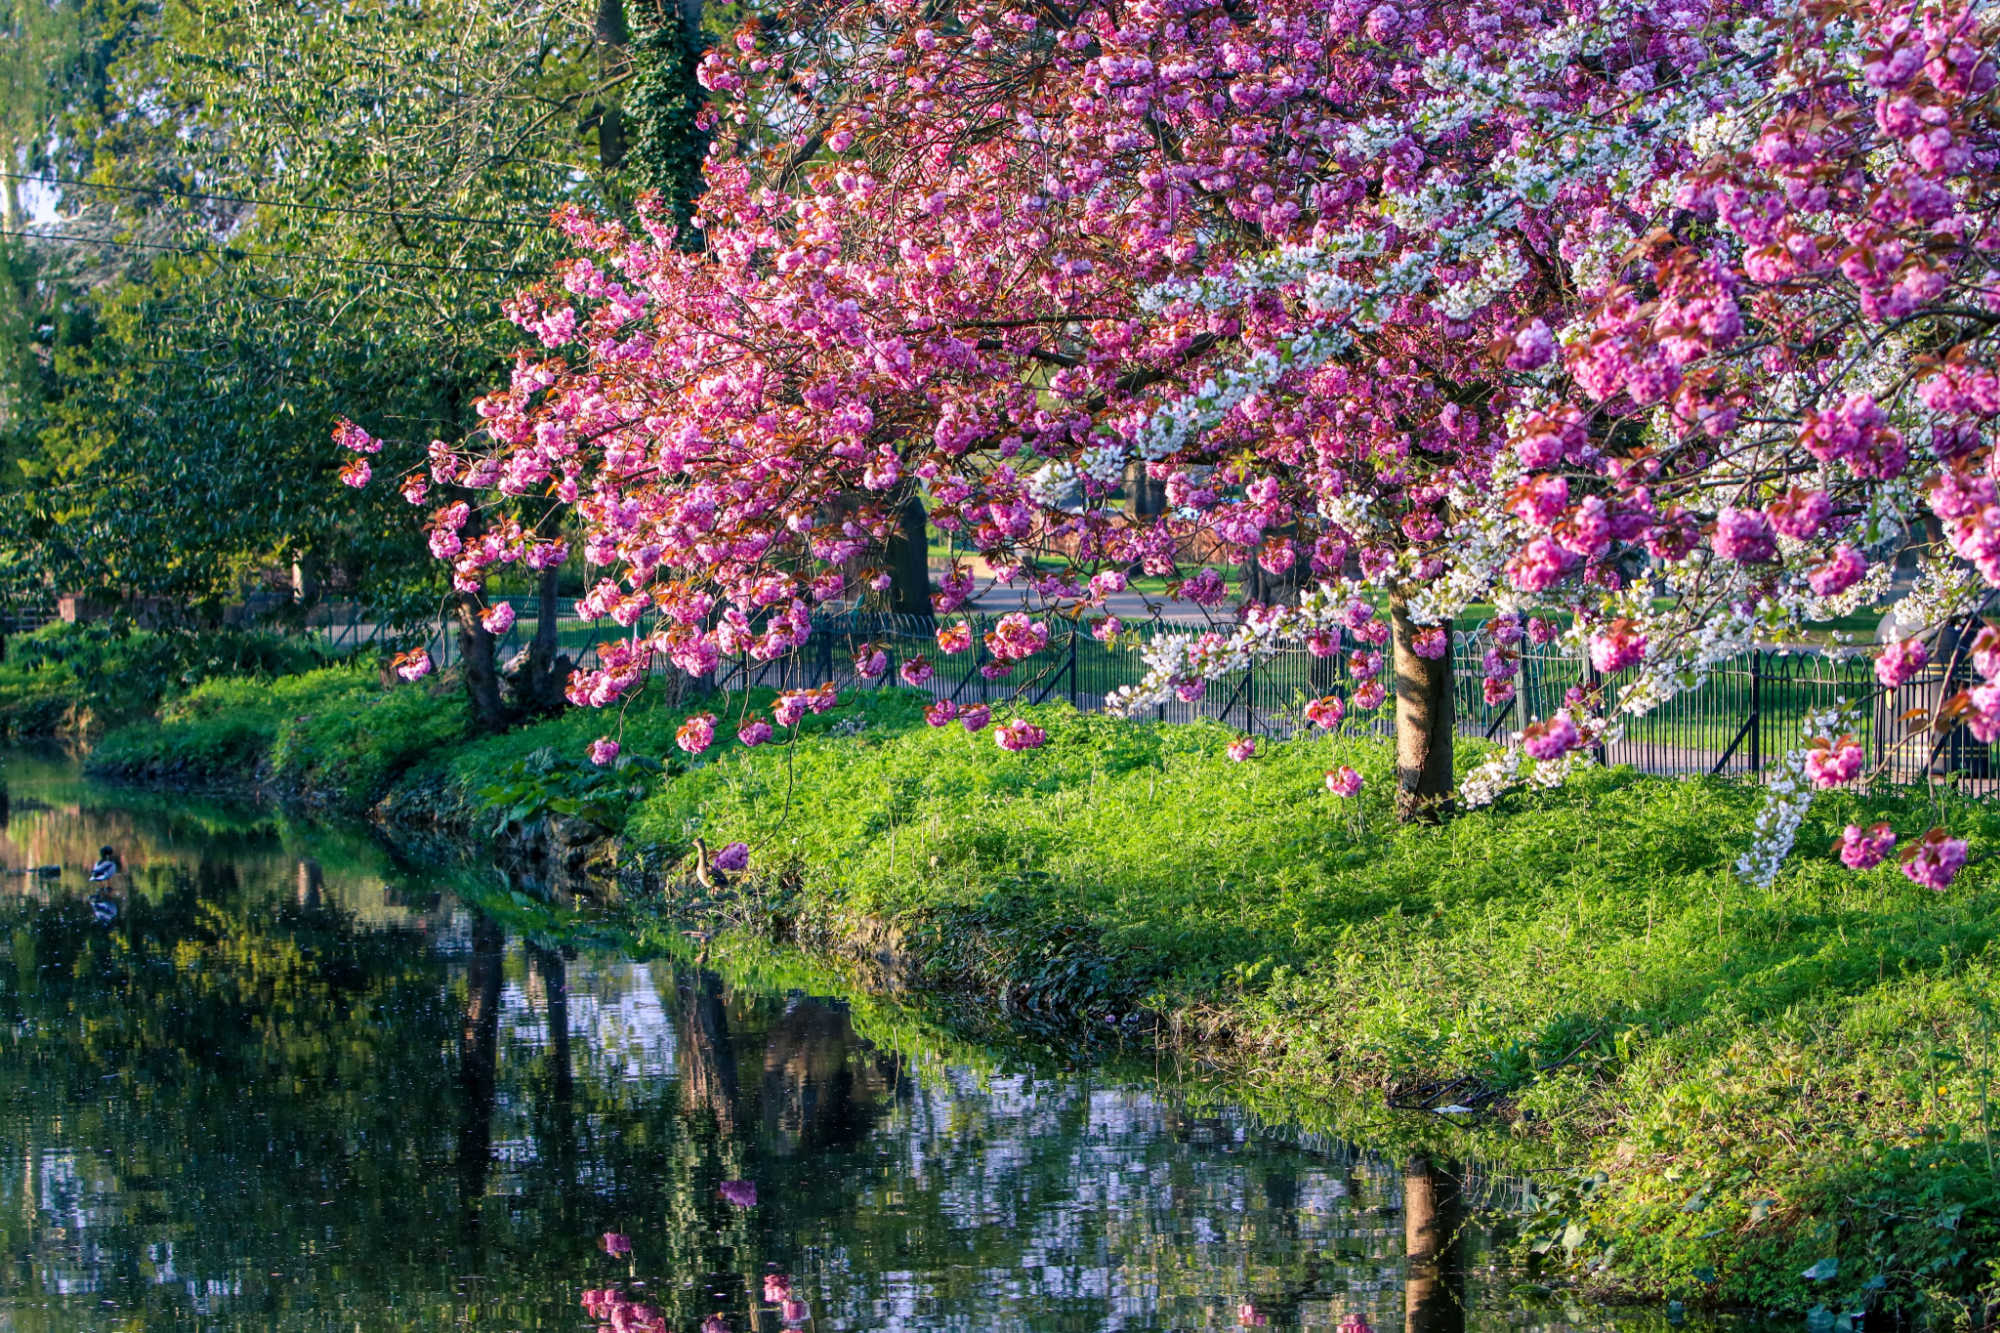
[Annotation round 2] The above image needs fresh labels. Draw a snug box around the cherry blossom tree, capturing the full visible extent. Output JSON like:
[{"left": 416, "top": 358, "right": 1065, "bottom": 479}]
[{"left": 347, "top": 0, "right": 2000, "bottom": 874}]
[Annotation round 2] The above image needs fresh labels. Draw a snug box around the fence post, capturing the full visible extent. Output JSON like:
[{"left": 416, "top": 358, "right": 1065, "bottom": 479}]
[
  {"left": 1067, "top": 630, "right": 1078, "bottom": 708},
  {"left": 1244, "top": 655, "right": 1257, "bottom": 734},
  {"left": 1749, "top": 650, "right": 1763, "bottom": 775},
  {"left": 1587, "top": 659, "right": 1607, "bottom": 765}
]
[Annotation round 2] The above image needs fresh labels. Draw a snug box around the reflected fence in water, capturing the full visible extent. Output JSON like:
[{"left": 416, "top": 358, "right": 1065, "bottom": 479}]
[{"left": 311, "top": 599, "right": 1990, "bottom": 787}]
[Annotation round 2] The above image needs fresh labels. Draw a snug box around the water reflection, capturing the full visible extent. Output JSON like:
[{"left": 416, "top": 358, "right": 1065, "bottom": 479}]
[{"left": 0, "top": 751, "right": 1693, "bottom": 1331}]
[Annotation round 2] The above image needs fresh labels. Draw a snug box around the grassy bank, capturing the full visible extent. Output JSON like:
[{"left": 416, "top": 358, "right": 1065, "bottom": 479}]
[
  {"left": 0, "top": 621, "right": 333, "bottom": 740},
  {"left": 77, "top": 671, "right": 2000, "bottom": 1323},
  {"left": 633, "top": 704, "right": 2000, "bottom": 1322}
]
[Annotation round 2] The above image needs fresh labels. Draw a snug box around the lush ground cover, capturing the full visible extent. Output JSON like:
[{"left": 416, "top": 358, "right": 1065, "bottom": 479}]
[
  {"left": 627, "top": 699, "right": 2000, "bottom": 1323},
  {"left": 0, "top": 621, "right": 333, "bottom": 740},
  {"left": 87, "top": 665, "right": 468, "bottom": 811},
  {"left": 71, "top": 664, "right": 2000, "bottom": 1322}
]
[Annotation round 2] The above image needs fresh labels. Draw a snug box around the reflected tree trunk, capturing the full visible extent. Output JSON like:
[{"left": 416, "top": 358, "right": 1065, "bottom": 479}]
[
  {"left": 530, "top": 944, "right": 573, "bottom": 1106},
  {"left": 760, "top": 997, "right": 897, "bottom": 1155},
  {"left": 294, "top": 859, "right": 323, "bottom": 909},
  {"left": 528, "top": 942, "right": 577, "bottom": 1232},
  {"left": 676, "top": 968, "right": 739, "bottom": 1131},
  {"left": 457, "top": 915, "right": 506, "bottom": 1237},
  {"left": 1403, "top": 1155, "right": 1465, "bottom": 1333}
]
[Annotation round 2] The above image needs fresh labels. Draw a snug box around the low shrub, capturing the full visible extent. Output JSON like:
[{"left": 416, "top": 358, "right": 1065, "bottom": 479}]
[
  {"left": 89, "top": 666, "right": 467, "bottom": 809},
  {"left": 0, "top": 620, "right": 338, "bottom": 739}
]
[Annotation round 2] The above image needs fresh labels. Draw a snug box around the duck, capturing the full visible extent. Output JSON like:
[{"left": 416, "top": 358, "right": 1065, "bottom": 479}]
[{"left": 689, "top": 837, "right": 732, "bottom": 893}]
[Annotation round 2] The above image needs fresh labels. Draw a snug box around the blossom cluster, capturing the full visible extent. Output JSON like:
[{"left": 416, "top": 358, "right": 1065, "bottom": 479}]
[{"left": 345, "top": 0, "right": 2000, "bottom": 886}]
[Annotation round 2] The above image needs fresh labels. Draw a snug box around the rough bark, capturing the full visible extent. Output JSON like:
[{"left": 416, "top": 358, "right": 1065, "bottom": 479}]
[
  {"left": 594, "top": 0, "right": 631, "bottom": 172},
  {"left": 506, "top": 563, "right": 572, "bottom": 717},
  {"left": 886, "top": 492, "right": 934, "bottom": 620},
  {"left": 452, "top": 596, "right": 511, "bottom": 734},
  {"left": 1390, "top": 595, "right": 1454, "bottom": 824},
  {"left": 1124, "top": 461, "right": 1166, "bottom": 518}
]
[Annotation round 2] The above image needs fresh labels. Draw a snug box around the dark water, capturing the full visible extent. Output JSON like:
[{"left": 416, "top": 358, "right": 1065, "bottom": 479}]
[{"left": 0, "top": 749, "right": 1680, "bottom": 1332}]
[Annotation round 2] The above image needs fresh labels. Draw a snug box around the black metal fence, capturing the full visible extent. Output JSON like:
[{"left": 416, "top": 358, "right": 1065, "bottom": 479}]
[{"left": 343, "top": 603, "right": 1989, "bottom": 786}]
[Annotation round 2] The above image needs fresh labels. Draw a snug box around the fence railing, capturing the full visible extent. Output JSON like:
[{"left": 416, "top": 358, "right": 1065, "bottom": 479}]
[{"left": 311, "top": 602, "right": 1992, "bottom": 786}]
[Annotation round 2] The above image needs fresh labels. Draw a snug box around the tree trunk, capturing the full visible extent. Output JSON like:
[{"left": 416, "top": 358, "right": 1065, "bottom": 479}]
[
  {"left": 506, "top": 563, "right": 571, "bottom": 716},
  {"left": 886, "top": 492, "right": 933, "bottom": 620},
  {"left": 1390, "top": 595, "right": 1454, "bottom": 824},
  {"left": 453, "top": 596, "right": 511, "bottom": 734},
  {"left": 595, "top": 0, "right": 630, "bottom": 172}
]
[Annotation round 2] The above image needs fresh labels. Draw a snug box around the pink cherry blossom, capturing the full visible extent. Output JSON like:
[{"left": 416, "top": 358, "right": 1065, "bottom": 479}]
[
  {"left": 1711, "top": 508, "right": 1777, "bottom": 564},
  {"left": 1808, "top": 546, "right": 1867, "bottom": 598},
  {"left": 1588, "top": 620, "right": 1646, "bottom": 675},
  {"left": 995, "top": 717, "right": 1047, "bottom": 751},
  {"left": 1227, "top": 736, "right": 1257, "bottom": 762},
  {"left": 344, "top": 0, "right": 2000, "bottom": 879},
  {"left": 1304, "top": 695, "right": 1346, "bottom": 730},
  {"left": 738, "top": 720, "right": 773, "bottom": 747},
  {"left": 1325, "top": 766, "right": 1363, "bottom": 798},
  {"left": 480, "top": 601, "right": 516, "bottom": 635},
  {"left": 713, "top": 841, "right": 750, "bottom": 873},
  {"left": 1970, "top": 625, "right": 2000, "bottom": 682},
  {"left": 391, "top": 648, "right": 432, "bottom": 682},
  {"left": 984, "top": 612, "right": 1049, "bottom": 663},
  {"left": 924, "top": 700, "right": 959, "bottom": 727},
  {"left": 959, "top": 703, "right": 991, "bottom": 733},
  {"left": 1523, "top": 714, "right": 1581, "bottom": 762},
  {"left": 1839, "top": 823, "right": 1896, "bottom": 870},
  {"left": 1901, "top": 831, "right": 1969, "bottom": 892},
  {"left": 1875, "top": 638, "right": 1929, "bottom": 688},
  {"left": 588, "top": 737, "right": 620, "bottom": 766},
  {"left": 899, "top": 655, "right": 935, "bottom": 687},
  {"left": 677, "top": 712, "right": 717, "bottom": 755},
  {"left": 1803, "top": 735, "right": 1865, "bottom": 788}
]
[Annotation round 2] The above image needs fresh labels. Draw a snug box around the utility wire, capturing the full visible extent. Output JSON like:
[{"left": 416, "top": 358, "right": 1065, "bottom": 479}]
[
  {"left": 0, "top": 169, "right": 556, "bottom": 231},
  {"left": 0, "top": 227, "right": 550, "bottom": 278}
]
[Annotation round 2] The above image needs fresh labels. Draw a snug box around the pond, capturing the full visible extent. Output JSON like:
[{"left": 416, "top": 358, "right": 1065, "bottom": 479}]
[{"left": 0, "top": 748, "right": 1688, "bottom": 1332}]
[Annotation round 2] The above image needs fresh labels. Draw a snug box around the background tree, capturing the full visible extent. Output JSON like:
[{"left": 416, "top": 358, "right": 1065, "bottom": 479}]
[{"left": 3, "top": 0, "right": 745, "bottom": 723}]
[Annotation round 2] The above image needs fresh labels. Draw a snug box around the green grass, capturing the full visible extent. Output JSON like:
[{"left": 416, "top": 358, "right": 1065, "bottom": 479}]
[
  {"left": 624, "top": 700, "right": 2000, "bottom": 1321},
  {"left": 89, "top": 666, "right": 470, "bottom": 812},
  {"left": 0, "top": 620, "right": 335, "bottom": 739}
]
